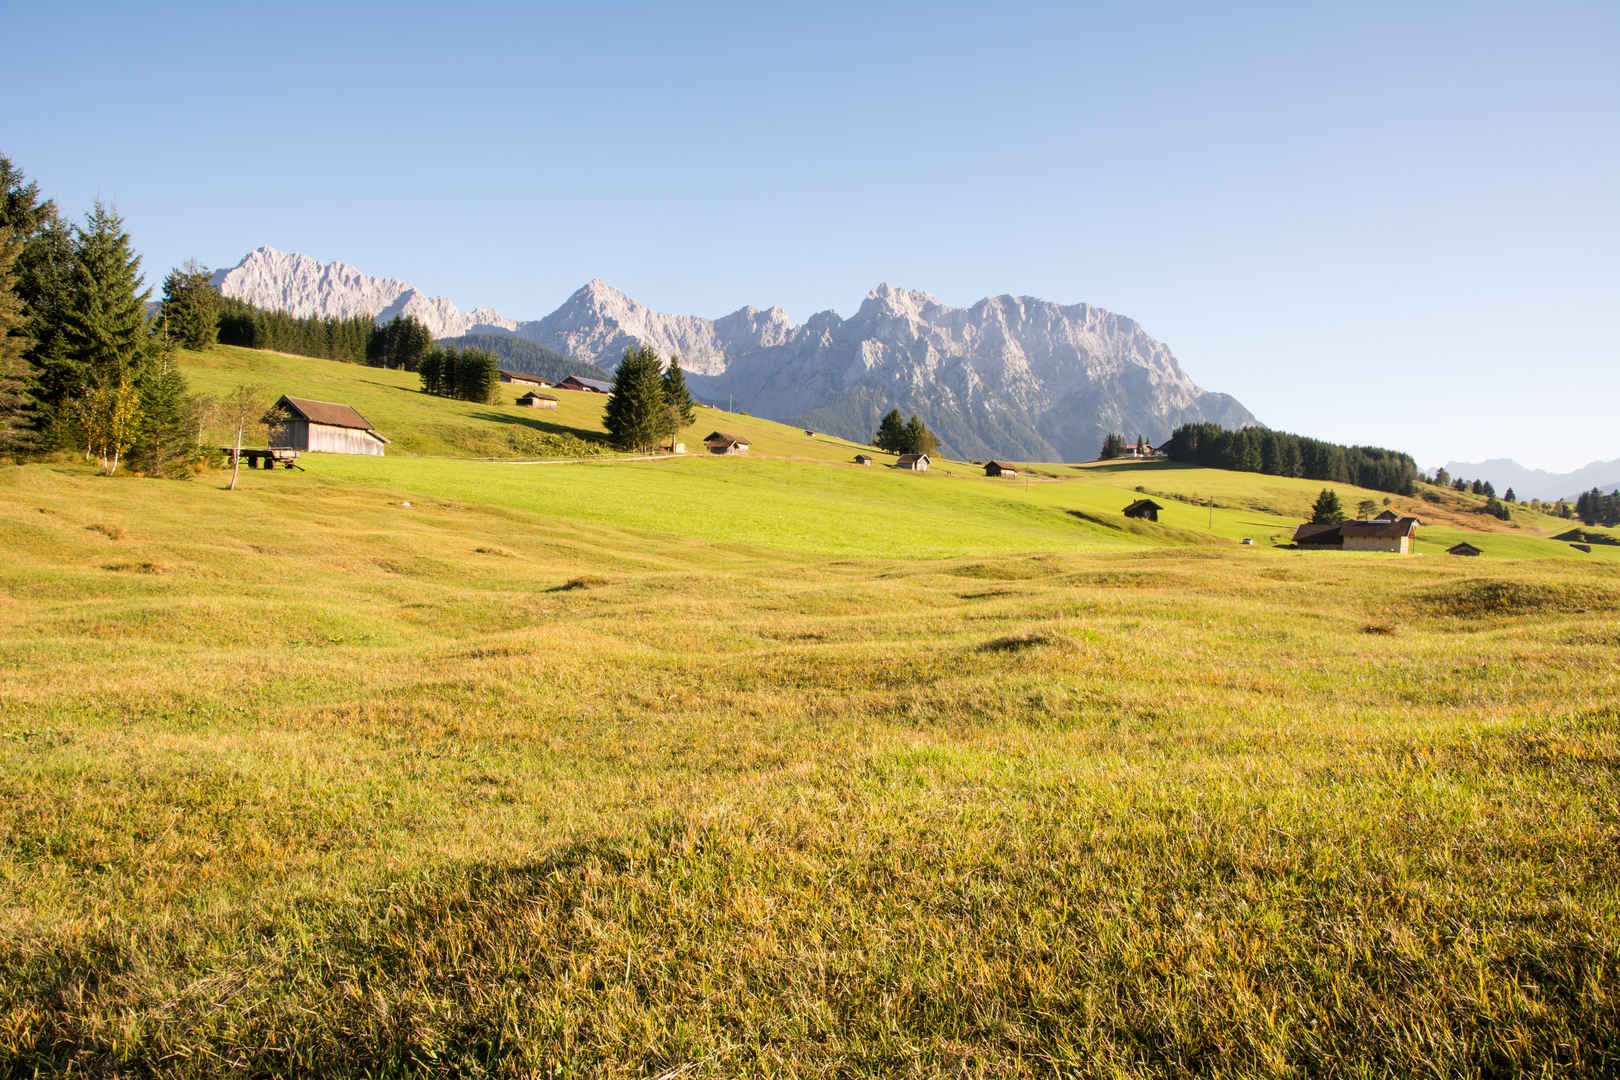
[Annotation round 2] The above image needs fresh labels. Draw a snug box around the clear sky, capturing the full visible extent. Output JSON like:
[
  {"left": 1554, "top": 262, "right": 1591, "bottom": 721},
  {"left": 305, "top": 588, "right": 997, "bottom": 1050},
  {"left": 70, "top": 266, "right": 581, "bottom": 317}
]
[{"left": 9, "top": 1, "right": 1617, "bottom": 470}]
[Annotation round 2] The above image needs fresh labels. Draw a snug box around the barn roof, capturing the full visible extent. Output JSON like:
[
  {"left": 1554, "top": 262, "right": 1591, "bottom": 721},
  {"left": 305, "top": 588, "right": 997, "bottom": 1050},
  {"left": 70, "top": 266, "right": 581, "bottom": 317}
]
[
  {"left": 1448, "top": 541, "right": 1483, "bottom": 555},
  {"left": 561, "top": 374, "right": 614, "bottom": 392},
  {"left": 1123, "top": 498, "right": 1163, "bottom": 513},
  {"left": 500, "top": 368, "right": 547, "bottom": 382},
  {"left": 988, "top": 459, "right": 1019, "bottom": 470},
  {"left": 276, "top": 396, "right": 388, "bottom": 441},
  {"left": 1340, "top": 517, "right": 1419, "bottom": 538},
  {"left": 516, "top": 391, "right": 558, "bottom": 402},
  {"left": 896, "top": 452, "right": 930, "bottom": 464},
  {"left": 1292, "top": 522, "right": 1343, "bottom": 544},
  {"left": 704, "top": 431, "right": 748, "bottom": 444}
]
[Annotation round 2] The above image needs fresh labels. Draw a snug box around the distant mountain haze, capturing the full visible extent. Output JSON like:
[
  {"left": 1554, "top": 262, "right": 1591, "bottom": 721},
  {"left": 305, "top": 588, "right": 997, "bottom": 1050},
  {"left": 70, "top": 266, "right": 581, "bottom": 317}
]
[
  {"left": 1439, "top": 457, "right": 1620, "bottom": 502},
  {"left": 212, "top": 247, "right": 1258, "bottom": 460}
]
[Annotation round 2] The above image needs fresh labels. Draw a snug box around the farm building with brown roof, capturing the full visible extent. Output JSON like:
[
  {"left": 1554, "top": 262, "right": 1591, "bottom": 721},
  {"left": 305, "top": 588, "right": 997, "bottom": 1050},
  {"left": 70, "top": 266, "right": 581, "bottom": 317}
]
[
  {"left": 515, "top": 391, "right": 558, "bottom": 409},
  {"left": 895, "top": 453, "right": 931, "bottom": 471},
  {"left": 1123, "top": 498, "right": 1163, "bottom": 521},
  {"left": 1448, "top": 541, "right": 1483, "bottom": 556},
  {"left": 985, "top": 460, "right": 1018, "bottom": 477},
  {"left": 499, "top": 369, "right": 549, "bottom": 387},
  {"left": 703, "top": 431, "right": 750, "bottom": 454},
  {"left": 269, "top": 395, "right": 389, "bottom": 456},
  {"left": 1293, "top": 517, "right": 1420, "bottom": 553}
]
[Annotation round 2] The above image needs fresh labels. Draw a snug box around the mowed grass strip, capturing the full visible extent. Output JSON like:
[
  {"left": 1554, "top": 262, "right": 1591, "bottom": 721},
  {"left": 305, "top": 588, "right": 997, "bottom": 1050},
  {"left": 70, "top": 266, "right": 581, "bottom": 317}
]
[{"left": 2, "top": 461, "right": 1619, "bottom": 1077}]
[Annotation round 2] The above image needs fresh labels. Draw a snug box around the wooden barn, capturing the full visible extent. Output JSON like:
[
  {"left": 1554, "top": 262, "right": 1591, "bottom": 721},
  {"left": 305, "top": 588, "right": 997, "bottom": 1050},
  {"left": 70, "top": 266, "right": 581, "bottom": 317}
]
[
  {"left": 515, "top": 391, "right": 559, "bottom": 409},
  {"left": 557, "top": 374, "right": 613, "bottom": 393},
  {"left": 1123, "top": 498, "right": 1163, "bottom": 521},
  {"left": 895, "top": 453, "right": 931, "bottom": 471},
  {"left": 269, "top": 395, "right": 388, "bottom": 456},
  {"left": 1294, "top": 517, "right": 1419, "bottom": 553},
  {"left": 499, "top": 369, "right": 549, "bottom": 388},
  {"left": 703, "top": 431, "right": 750, "bottom": 455},
  {"left": 1448, "top": 541, "right": 1483, "bottom": 557},
  {"left": 854, "top": 453, "right": 873, "bottom": 466},
  {"left": 985, "top": 460, "right": 1019, "bottom": 478}
]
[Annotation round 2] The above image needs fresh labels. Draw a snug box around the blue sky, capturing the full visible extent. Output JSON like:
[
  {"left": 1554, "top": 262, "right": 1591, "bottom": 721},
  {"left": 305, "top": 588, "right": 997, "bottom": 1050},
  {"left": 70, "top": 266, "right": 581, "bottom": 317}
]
[{"left": 9, "top": 2, "right": 1617, "bottom": 470}]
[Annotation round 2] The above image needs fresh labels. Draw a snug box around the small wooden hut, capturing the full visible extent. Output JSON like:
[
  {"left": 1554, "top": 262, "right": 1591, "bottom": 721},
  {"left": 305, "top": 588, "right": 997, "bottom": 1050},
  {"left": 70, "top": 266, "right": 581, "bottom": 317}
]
[
  {"left": 515, "top": 391, "right": 559, "bottom": 409},
  {"left": 269, "top": 395, "right": 388, "bottom": 456},
  {"left": 1123, "top": 498, "right": 1163, "bottom": 521},
  {"left": 985, "top": 460, "right": 1019, "bottom": 478}
]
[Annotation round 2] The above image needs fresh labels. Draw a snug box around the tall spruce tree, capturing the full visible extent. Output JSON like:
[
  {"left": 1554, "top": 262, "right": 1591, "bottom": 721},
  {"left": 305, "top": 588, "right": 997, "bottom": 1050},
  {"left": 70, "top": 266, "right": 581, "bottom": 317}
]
[
  {"left": 603, "top": 346, "right": 668, "bottom": 453},
  {"left": 1311, "top": 488, "right": 1345, "bottom": 525},
  {"left": 65, "top": 202, "right": 155, "bottom": 393},
  {"left": 160, "top": 261, "right": 220, "bottom": 350},
  {"left": 0, "top": 236, "right": 33, "bottom": 454},
  {"left": 1100, "top": 432, "right": 1125, "bottom": 459},
  {"left": 130, "top": 350, "right": 195, "bottom": 476},
  {"left": 662, "top": 355, "right": 695, "bottom": 430}
]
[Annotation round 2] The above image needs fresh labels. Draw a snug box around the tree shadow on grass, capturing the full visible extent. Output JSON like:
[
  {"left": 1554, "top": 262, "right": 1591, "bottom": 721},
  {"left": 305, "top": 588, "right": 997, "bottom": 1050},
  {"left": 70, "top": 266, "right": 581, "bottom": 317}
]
[{"left": 469, "top": 410, "right": 611, "bottom": 446}]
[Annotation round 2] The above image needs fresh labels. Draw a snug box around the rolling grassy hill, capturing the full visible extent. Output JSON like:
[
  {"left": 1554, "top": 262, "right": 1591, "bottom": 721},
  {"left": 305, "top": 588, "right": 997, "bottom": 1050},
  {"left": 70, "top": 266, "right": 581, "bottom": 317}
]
[
  {"left": 173, "top": 345, "right": 1616, "bottom": 562},
  {"left": 2, "top": 344, "right": 1618, "bottom": 1075}
]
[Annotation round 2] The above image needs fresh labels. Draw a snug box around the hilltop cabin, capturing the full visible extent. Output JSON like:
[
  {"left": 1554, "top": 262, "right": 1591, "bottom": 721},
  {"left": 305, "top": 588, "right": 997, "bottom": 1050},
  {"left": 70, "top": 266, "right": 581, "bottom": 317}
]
[
  {"left": 499, "top": 369, "right": 550, "bottom": 388},
  {"left": 1373, "top": 508, "right": 1400, "bottom": 522},
  {"left": 556, "top": 374, "right": 613, "bottom": 394},
  {"left": 1123, "top": 498, "right": 1163, "bottom": 522},
  {"left": 985, "top": 460, "right": 1019, "bottom": 478},
  {"left": 704, "top": 431, "right": 750, "bottom": 455},
  {"left": 1292, "top": 516, "right": 1420, "bottom": 554},
  {"left": 269, "top": 395, "right": 388, "bottom": 456},
  {"left": 515, "top": 391, "right": 558, "bottom": 409},
  {"left": 895, "top": 453, "right": 931, "bottom": 472},
  {"left": 1448, "top": 541, "right": 1484, "bottom": 557},
  {"left": 854, "top": 453, "right": 874, "bottom": 466}
]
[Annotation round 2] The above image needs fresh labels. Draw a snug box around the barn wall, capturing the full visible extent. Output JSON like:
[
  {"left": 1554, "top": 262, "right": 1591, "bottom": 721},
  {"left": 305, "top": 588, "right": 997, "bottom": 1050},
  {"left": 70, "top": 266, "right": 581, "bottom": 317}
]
[
  {"left": 1343, "top": 535, "right": 1408, "bottom": 553},
  {"left": 306, "top": 423, "right": 386, "bottom": 456},
  {"left": 270, "top": 417, "right": 308, "bottom": 449}
]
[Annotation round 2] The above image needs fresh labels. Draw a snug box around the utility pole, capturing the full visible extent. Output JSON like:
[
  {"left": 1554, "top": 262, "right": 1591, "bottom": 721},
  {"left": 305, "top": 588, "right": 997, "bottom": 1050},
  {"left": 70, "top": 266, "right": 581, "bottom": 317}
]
[{"left": 1208, "top": 495, "right": 1214, "bottom": 529}]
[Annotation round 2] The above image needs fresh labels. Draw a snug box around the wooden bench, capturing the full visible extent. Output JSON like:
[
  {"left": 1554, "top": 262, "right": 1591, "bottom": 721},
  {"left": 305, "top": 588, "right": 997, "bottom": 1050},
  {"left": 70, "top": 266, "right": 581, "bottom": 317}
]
[{"left": 220, "top": 447, "right": 304, "bottom": 470}]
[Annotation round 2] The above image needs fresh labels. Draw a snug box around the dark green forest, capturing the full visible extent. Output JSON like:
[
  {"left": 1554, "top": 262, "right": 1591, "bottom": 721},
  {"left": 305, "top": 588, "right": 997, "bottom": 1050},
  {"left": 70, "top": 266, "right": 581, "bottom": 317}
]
[{"left": 1162, "top": 422, "right": 1419, "bottom": 496}]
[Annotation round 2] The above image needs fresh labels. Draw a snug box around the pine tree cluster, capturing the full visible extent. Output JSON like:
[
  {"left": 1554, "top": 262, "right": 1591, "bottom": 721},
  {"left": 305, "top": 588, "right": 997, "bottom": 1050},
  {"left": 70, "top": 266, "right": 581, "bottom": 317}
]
[
  {"left": 0, "top": 154, "right": 207, "bottom": 473},
  {"left": 217, "top": 297, "right": 374, "bottom": 364},
  {"left": 419, "top": 346, "right": 500, "bottom": 404},
  {"left": 873, "top": 409, "right": 938, "bottom": 455},
  {"left": 602, "top": 347, "right": 696, "bottom": 453}
]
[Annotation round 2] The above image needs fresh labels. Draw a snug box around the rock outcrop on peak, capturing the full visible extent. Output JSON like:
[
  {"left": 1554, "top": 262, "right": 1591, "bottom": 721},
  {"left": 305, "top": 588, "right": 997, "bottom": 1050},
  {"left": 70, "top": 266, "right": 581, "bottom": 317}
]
[{"left": 212, "top": 246, "right": 1257, "bottom": 461}]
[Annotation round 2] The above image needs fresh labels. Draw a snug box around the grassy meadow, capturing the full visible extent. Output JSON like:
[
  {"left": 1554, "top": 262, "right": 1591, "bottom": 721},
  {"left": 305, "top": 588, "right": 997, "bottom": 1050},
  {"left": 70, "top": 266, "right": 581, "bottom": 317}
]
[{"left": 2, "top": 346, "right": 1619, "bottom": 1076}]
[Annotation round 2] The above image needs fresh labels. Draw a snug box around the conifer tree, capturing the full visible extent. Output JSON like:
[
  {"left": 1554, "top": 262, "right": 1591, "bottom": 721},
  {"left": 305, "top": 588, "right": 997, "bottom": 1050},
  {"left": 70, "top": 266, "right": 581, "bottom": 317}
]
[
  {"left": 0, "top": 237, "right": 34, "bottom": 454},
  {"left": 160, "top": 261, "right": 220, "bottom": 350},
  {"left": 662, "top": 355, "right": 695, "bottom": 430},
  {"left": 874, "top": 409, "right": 906, "bottom": 452},
  {"left": 1099, "top": 432, "right": 1125, "bottom": 459},
  {"left": 603, "top": 346, "right": 668, "bottom": 453},
  {"left": 1311, "top": 488, "right": 1345, "bottom": 525},
  {"left": 65, "top": 202, "right": 155, "bottom": 392},
  {"left": 904, "top": 414, "right": 938, "bottom": 455},
  {"left": 130, "top": 350, "right": 195, "bottom": 476}
]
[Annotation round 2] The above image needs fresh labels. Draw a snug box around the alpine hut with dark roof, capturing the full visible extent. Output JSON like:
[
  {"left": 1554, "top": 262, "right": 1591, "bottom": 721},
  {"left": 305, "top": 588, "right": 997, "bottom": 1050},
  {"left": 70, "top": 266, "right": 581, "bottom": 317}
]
[
  {"left": 499, "top": 369, "right": 549, "bottom": 388},
  {"left": 895, "top": 452, "right": 931, "bottom": 471},
  {"left": 1123, "top": 498, "right": 1162, "bottom": 521},
  {"left": 985, "top": 460, "right": 1019, "bottom": 478},
  {"left": 1448, "top": 541, "right": 1483, "bottom": 557},
  {"left": 703, "top": 431, "right": 750, "bottom": 455},
  {"left": 557, "top": 374, "right": 613, "bottom": 393},
  {"left": 515, "top": 391, "right": 559, "bottom": 409},
  {"left": 269, "top": 395, "right": 389, "bottom": 456}
]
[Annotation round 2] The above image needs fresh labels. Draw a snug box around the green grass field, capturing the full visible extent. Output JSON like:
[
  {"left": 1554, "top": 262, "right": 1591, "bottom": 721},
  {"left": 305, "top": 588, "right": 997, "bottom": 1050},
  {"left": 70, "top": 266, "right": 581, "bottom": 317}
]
[{"left": 2, "top": 346, "right": 1618, "bottom": 1076}]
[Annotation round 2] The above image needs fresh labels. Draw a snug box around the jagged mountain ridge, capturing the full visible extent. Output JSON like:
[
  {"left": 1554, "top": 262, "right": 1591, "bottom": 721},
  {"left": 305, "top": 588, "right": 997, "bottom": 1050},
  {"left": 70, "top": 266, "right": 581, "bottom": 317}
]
[
  {"left": 212, "top": 247, "right": 519, "bottom": 339},
  {"left": 211, "top": 248, "right": 1257, "bottom": 461}
]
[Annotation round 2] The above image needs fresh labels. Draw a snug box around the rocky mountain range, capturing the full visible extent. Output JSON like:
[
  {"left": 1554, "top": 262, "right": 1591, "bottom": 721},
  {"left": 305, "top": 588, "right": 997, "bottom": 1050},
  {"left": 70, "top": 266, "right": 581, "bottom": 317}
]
[{"left": 211, "top": 247, "right": 1257, "bottom": 461}]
